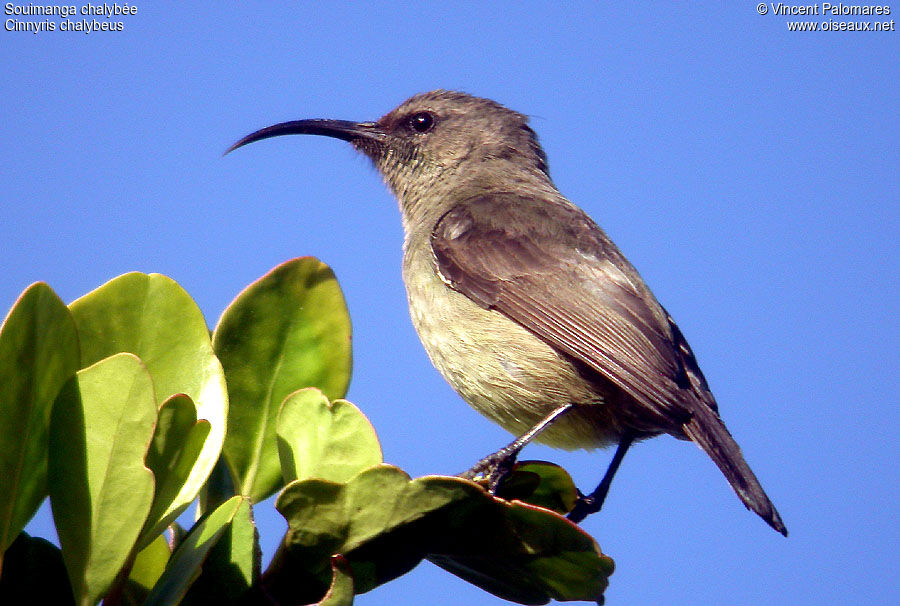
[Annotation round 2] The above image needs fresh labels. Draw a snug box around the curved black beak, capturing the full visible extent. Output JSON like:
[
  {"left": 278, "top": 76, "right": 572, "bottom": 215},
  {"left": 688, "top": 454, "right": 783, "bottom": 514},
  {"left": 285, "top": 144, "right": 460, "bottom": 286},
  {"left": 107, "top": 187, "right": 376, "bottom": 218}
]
[{"left": 225, "top": 119, "right": 384, "bottom": 155}]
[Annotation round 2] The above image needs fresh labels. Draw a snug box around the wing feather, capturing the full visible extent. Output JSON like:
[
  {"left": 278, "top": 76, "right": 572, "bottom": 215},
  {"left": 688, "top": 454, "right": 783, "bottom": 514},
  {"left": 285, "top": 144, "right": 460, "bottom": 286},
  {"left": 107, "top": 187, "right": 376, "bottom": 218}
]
[{"left": 431, "top": 194, "right": 709, "bottom": 426}]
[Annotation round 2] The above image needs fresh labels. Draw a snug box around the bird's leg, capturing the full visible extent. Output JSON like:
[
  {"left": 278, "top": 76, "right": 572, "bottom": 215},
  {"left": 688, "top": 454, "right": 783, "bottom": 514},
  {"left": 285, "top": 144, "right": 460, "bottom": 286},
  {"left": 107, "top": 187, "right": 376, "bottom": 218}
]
[
  {"left": 461, "top": 403, "right": 574, "bottom": 493},
  {"left": 567, "top": 433, "right": 635, "bottom": 523}
]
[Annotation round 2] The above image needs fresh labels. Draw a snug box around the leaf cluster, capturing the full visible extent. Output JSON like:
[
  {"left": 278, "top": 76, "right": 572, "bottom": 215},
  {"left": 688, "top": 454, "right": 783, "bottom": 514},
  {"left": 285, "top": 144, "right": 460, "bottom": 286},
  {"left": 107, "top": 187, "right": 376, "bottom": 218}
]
[{"left": 0, "top": 258, "right": 612, "bottom": 605}]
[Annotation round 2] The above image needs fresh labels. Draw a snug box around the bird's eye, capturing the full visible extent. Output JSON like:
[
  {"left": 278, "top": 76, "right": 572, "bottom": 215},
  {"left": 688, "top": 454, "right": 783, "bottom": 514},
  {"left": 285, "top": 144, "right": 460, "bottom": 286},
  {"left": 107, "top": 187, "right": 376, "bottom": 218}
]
[{"left": 408, "top": 112, "right": 435, "bottom": 133}]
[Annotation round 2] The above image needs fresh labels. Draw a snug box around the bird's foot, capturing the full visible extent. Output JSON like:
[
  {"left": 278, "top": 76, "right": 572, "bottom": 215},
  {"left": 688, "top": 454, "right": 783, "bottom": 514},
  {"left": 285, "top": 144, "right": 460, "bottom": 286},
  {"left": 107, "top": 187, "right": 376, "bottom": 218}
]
[
  {"left": 567, "top": 490, "right": 601, "bottom": 524},
  {"left": 460, "top": 405, "right": 576, "bottom": 494},
  {"left": 459, "top": 443, "right": 521, "bottom": 494},
  {"left": 567, "top": 433, "right": 635, "bottom": 523}
]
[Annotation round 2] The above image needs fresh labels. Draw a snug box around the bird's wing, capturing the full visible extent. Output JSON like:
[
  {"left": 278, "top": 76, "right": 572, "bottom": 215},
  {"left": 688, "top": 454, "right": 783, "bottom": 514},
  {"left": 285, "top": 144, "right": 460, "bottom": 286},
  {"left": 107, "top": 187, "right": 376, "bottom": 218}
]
[{"left": 431, "top": 193, "right": 713, "bottom": 427}]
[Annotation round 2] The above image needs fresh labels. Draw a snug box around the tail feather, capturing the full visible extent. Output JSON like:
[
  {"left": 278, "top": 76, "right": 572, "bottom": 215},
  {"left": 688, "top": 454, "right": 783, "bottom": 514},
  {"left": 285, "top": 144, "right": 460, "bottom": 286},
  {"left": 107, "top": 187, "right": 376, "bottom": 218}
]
[{"left": 682, "top": 406, "right": 787, "bottom": 536}]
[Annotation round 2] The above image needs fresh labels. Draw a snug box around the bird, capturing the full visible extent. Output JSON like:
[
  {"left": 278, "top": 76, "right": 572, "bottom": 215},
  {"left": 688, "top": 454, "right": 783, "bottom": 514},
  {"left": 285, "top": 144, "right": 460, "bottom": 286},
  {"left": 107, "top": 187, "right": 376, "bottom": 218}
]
[{"left": 227, "top": 90, "right": 787, "bottom": 536}]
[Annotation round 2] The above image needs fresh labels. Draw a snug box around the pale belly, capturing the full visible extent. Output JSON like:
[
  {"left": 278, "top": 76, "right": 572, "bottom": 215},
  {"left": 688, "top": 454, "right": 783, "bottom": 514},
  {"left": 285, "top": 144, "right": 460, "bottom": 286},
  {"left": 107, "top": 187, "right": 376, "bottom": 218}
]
[{"left": 402, "top": 250, "right": 625, "bottom": 450}]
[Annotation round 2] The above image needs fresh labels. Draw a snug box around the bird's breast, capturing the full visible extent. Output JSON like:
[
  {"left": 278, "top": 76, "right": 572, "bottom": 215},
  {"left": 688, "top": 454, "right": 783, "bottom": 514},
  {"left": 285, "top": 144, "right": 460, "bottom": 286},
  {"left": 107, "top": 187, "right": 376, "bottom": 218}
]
[{"left": 401, "top": 243, "right": 625, "bottom": 450}]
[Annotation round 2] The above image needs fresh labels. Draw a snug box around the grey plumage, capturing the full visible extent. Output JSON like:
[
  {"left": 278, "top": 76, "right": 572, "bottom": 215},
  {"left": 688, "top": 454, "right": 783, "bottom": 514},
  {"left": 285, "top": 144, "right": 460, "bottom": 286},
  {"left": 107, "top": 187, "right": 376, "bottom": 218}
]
[{"left": 228, "top": 90, "right": 787, "bottom": 536}]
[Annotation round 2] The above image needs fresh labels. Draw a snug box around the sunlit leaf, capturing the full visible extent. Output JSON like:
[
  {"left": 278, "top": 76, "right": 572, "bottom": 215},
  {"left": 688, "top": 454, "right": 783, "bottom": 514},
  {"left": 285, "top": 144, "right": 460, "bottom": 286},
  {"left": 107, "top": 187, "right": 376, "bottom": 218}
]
[
  {"left": 122, "top": 533, "right": 171, "bottom": 605},
  {"left": 277, "top": 388, "right": 381, "bottom": 485},
  {"left": 49, "top": 353, "right": 156, "bottom": 605},
  {"left": 0, "top": 283, "right": 79, "bottom": 563},
  {"left": 141, "top": 394, "right": 211, "bottom": 548},
  {"left": 213, "top": 257, "right": 352, "bottom": 501},
  {"left": 69, "top": 272, "right": 227, "bottom": 531}
]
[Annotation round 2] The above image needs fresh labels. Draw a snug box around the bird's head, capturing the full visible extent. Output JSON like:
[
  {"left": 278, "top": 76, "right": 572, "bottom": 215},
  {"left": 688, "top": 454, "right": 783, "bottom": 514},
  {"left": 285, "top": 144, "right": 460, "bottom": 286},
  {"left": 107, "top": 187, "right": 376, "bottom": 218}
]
[{"left": 227, "top": 91, "right": 550, "bottom": 221}]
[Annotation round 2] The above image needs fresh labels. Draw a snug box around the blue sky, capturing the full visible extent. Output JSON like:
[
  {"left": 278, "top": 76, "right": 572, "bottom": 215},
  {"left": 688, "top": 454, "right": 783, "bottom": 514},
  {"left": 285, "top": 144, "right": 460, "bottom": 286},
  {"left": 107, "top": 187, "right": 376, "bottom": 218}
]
[{"left": 4, "top": 3, "right": 898, "bottom": 604}]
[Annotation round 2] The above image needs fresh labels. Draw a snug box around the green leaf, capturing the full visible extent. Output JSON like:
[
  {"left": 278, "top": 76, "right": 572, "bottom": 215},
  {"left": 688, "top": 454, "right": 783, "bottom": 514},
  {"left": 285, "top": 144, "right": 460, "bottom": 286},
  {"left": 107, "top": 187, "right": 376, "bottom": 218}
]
[
  {"left": 69, "top": 272, "right": 227, "bottom": 529},
  {"left": 140, "top": 394, "right": 211, "bottom": 548},
  {"left": 0, "top": 283, "right": 79, "bottom": 563},
  {"left": 271, "top": 467, "right": 613, "bottom": 604},
  {"left": 340, "top": 470, "right": 493, "bottom": 594},
  {"left": 272, "top": 467, "right": 478, "bottom": 601},
  {"left": 121, "top": 533, "right": 171, "bottom": 605},
  {"left": 144, "top": 495, "right": 249, "bottom": 606},
  {"left": 182, "top": 495, "right": 258, "bottom": 605},
  {"left": 212, "top": 257, "right": 352, "bottom": 501},
  {"left": 496, "top": 461, "right": 579, "bottom": 515},
  {"left": 319, "top": 555, "right": 354, "bottom": 606},
  {"left": 197, "top": 457, "right": 237, "bottom": 518},
  {"left": 277, "top": 388, "right": 381, "bottom": 485},
  {"left": 49, "top": 353, "right": 157, "bottom": 606},
  {"left": 0, "top": 532, "right": 74, "bottom": 604},
  {"left": 341, "top": 466, "right": 437, "bottom": 554},
  {"left": 272, "top": 466, "right": 475, "bottom": 598},
  {"left": 263, "top": 479, "right": 350, "bottom": 604},
  {"left": 274, "top": 478, "right": 349, "bottom": 574},
  {"left": 429, "top": 500, "right": 614, "bottom": 604}
]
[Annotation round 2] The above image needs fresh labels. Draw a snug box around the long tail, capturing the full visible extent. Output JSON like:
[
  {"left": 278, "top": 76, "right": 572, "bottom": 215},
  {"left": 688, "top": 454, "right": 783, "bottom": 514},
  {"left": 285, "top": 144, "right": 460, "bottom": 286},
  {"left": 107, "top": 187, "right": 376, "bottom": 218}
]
[{"left": 682, "top": 405, "right": 787, "bottom": 536}]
